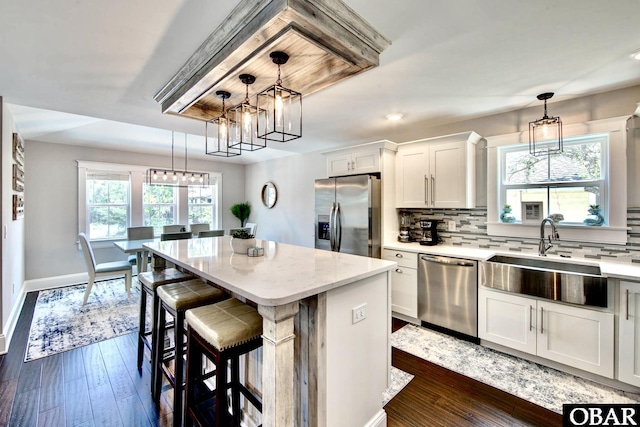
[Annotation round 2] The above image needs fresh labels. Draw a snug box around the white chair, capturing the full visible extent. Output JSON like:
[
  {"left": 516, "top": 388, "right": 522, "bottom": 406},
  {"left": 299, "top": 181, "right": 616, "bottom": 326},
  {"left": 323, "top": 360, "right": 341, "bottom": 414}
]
[
  {"left": 245, "top": 223, "right": 257, "bottom": 236},
  {"left": 127, "top": 226, "right": 154, "bottom": 267},
  {"left": 163, "top": 225, "right": 187, "bottom": 234},
  {"left": 78, "top": 233, "right": 132, "bottom": 306},
  {"left": 189, "top": 223, "right": 210, "bottom": 237}
]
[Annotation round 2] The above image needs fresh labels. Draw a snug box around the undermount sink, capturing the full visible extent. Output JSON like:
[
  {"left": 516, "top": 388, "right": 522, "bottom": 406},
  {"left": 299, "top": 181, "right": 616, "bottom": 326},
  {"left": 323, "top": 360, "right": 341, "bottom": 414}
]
[
  {"left": 482, "top": 255, "right": 607, "bottom": 308},
  {"left": 486, "top": 255, "right": 601, "bottom": 276}
]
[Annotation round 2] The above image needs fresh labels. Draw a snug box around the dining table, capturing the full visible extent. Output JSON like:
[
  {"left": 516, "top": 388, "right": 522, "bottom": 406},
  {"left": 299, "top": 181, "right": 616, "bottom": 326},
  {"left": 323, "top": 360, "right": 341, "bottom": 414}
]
[{"left": 113, "top": 238, "right": 158, "bottom": 273}]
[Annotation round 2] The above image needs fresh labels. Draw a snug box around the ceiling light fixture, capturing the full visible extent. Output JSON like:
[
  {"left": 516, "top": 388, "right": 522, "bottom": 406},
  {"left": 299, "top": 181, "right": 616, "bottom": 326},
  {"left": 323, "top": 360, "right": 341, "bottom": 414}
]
[
  {"left": 205, "top": 91, "right": 241, "bottom": 157},
  {"left": 529, "top": 92, "right": 563, "bottom": 156},
  {"left": 386, "top": 113, "right": 403, "bottom": 121},
  {"left": 147, "top": 131, "right": 210, "bottom": 187},
  {"left": 229, "top": 74, "right": 265, "bottom": 151},
  {"left": 257, "top": 51, "right": 302, "bottom": 142},
  {"left": 631, "top": 49, "right": 640, "bottom": 61}
]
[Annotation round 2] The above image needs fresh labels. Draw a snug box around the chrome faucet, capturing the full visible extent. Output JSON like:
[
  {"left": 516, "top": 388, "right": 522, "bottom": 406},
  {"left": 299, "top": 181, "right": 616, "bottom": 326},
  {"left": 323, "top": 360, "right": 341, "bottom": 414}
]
[{"left": 539, "top": 217, "right": 560, "bottom": 256}]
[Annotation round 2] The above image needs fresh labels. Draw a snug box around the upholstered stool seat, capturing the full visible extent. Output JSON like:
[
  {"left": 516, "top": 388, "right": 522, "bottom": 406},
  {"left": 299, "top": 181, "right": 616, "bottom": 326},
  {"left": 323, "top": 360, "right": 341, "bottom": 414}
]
[
  {"left": 153, "top": 279, "right": 227, "bottom": 426},
  {"left": 136, "top": 268, "right": 193, "bottom": 378},
  {"left": 184, "top": 298, "right": 263, "bottom": 426}
]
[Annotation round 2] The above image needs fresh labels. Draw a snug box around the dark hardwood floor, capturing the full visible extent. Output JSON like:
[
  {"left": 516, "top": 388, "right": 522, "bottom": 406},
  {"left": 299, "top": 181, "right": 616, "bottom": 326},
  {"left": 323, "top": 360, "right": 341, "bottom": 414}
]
[{"left": 0, "top": 293, "right": 560, "bottom": 426}]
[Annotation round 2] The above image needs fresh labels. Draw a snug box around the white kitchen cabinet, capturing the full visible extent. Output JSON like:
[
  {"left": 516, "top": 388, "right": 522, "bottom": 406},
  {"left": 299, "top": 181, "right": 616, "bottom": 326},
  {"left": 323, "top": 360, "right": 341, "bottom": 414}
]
[
  {"left": 383, "top": 249, "right": 418, "bottom": 318},
  {"left": 479, "top": 287, "right": 614, "bottom": 378},
  {"left": 395, "top": 131, "right": 480, "bottom": 208},
  {"left": 619, "top": 281, "right": 640, "bottom": 387},
  {"left": 326, "top": 149, "right": 380, "bottom": 176},
  {"left": 478, "top": 288, "right": 537, "bottom": 354}
]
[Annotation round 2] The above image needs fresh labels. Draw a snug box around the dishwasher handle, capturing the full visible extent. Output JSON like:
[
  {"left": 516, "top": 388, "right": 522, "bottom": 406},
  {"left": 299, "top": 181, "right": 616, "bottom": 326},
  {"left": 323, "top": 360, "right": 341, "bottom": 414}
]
[{"left": 419, "top": 255, "right": 475, "bottom": 267}]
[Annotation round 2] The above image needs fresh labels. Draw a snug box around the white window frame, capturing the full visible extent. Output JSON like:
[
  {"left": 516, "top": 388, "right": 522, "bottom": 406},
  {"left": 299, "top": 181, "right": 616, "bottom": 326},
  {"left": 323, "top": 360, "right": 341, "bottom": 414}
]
[
  {"left": 486, "top": 117, "right": 628, "bottom": 245},
  {"left": 187, "top": 183, "right": 219, "bottom": 229},
  {"left": 78, "top": 161, "right": 222, "bottom": 248},
  {"left": 142, "top": 183, "right": 179, "bottom": 236},
  {"left": 85, "top": 169, "right": 131, "bottom": 241}
]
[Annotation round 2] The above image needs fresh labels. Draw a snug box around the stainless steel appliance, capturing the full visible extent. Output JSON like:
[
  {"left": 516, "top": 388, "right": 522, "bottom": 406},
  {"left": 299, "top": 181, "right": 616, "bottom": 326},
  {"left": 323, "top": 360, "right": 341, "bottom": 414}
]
[
  {"left": 314, "top": 175, "right": 381, "bottom": 258},
  {"left": 418, "top": 254, "right": 478, "bottom": 338},
  {"left": 418, "top": 220, "right": 439, "bottom": 246},
  {"left": 398, "top": 211, "right": 411, "bottom": 242}
]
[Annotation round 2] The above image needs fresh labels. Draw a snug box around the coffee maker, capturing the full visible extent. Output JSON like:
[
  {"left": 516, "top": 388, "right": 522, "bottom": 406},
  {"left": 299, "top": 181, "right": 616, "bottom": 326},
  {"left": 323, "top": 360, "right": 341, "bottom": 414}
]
[
  {"left": 398, "top": 211, "right": 411, "bottom": 242},
  {"left": 418, "top": 220, "right": 439, "bottom": 246}
]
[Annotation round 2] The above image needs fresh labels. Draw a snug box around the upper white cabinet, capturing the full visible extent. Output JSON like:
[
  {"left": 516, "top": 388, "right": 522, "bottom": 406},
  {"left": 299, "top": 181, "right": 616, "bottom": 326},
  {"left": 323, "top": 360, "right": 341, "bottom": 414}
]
[
  {"left": 619, "top": 280, "right": 640, "bottom": 387},
  {"left": 395, "top": 131, "right": 481, "bottom": 208},
  {"left": 324, "top": 140, "right": 396, "bottom": 177}
]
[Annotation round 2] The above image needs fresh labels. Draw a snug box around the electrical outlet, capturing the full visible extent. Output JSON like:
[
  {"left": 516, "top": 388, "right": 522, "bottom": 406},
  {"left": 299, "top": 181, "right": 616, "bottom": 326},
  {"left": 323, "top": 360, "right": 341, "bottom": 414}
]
[
  {"left": 352, "top": 303, "right": 367, "bottom": 324},
  {"left": 447, "top": 220, "right": 457, "bottom": 232}
]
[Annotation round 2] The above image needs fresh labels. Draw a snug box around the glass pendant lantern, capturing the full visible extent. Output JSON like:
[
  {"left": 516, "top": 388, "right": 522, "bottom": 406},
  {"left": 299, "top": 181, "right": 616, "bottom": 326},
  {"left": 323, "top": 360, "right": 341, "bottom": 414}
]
[
  {"left": 257, "top": 51, "right": 302, "bottom": 142},
  {"left": 529, "top": 92, "right": 563, "bottom": 156},
  {"left": 206, "top": 90, "right": 241, "bottom": 157},
  {"left": 229, "top": 74, "right": 265, "bottom": 151}
]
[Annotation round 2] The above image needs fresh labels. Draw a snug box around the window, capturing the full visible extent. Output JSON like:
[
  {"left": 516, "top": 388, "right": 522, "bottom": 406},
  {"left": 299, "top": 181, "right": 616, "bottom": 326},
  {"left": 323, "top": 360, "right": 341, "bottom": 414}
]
[
  {"left": 86, "top": 170, "right": 130, "bottom": 240},
  {"left": 188, "top": 185, "right": 217, "bottom": 226},
  {"left": 499, "top": 135, "right": 607, "bottom": 224},
  {"left": 78, "top": 161, "right": 223, "bottom": 244},
  {"left": 143, "top": 184, "right": 177, "bottom": 235}
]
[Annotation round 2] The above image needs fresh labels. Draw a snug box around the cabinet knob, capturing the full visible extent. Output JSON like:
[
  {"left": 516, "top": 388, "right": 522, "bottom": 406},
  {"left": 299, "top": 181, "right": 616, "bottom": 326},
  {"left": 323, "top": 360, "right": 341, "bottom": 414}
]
[
  {"left": 395, "top": 268, "right": 403, "bottom": 273},
  {"left": 395, "top": 253, "right": 403, "bottom": 258}
]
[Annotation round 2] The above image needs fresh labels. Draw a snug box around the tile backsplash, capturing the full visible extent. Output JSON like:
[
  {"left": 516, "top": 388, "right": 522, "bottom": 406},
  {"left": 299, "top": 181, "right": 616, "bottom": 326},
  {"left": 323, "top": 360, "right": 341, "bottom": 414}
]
[{"left": 404, "top": 208, "right": 640, "bottom": 263}]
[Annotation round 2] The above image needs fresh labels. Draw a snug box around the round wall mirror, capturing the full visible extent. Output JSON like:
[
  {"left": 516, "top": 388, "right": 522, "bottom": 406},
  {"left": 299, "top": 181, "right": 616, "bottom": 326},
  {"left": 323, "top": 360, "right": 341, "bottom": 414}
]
[{"left": 261, "top": 182, "right": 278, "bottom": 208}]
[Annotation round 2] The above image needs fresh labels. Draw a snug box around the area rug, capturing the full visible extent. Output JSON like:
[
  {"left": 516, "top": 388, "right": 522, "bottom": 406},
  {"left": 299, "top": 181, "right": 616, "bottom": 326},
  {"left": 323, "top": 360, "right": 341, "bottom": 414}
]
[
  {"left": 25, "top": 278, "right": 140, "bottom": 361},
  {"left": 391, "top": 324, "right": 640, "bottom": 414}
]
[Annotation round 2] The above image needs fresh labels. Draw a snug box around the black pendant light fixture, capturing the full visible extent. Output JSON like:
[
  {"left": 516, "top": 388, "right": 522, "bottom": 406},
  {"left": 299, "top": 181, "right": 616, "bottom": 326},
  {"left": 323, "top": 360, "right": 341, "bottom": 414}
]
[
  {"left": 529, "top": 92, "right": 563, "bottom": 156},
  {"left": 147, "top": 131, "right": 210, "bottom": 187},
  {"left": 229, "top": 74, "right": 266, "bottom": 151},
  {"left": 257, "top": 51, "right": 302, "bottom": 142},
  {"left": 205, "top": 91, "right": 241, "bottom": 157}
]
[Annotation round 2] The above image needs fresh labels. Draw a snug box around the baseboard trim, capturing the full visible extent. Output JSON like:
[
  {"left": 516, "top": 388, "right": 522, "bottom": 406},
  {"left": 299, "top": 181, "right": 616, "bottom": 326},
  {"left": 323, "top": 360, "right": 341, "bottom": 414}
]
[
  {"left": 24, "top": 273, "right": 89, "bottom": 293},
  {"left": 1, "top": 283, "right": 27, "bottom": 355},
  {"left": 364, "top": 409, "right": 387, "bottom": 427}
]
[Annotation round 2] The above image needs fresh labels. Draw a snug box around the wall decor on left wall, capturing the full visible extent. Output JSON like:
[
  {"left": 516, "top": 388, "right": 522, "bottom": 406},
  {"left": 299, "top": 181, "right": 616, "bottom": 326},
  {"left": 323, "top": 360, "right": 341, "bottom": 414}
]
[{"left": 12, "top": 132, "right": 24, "bottom": 219}]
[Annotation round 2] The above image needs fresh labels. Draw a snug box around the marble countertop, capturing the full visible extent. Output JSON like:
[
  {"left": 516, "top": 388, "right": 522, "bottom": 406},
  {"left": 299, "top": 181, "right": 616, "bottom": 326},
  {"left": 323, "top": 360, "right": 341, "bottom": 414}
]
[
  {"left": 145, "top": 236, "right": 396, "bottom": 306},
  {"left": 383, "top": 242, "right": 640, "bottom": 281}
]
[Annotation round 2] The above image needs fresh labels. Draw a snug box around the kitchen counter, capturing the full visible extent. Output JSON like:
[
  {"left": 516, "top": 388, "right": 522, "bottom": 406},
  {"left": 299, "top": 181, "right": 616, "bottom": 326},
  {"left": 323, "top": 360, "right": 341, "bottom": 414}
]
[
  {"left": 383, "top": 242, "right": 640, "bottom": 280},
  {"left": 146, "top": 236, "right": 395, "bottom": 427}
]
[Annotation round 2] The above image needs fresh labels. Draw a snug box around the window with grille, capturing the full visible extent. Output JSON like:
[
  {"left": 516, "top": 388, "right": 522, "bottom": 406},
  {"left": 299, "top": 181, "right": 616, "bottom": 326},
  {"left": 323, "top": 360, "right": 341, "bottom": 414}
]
[{"left": 86, "top": 170, "right": 130, "bottom": 239}]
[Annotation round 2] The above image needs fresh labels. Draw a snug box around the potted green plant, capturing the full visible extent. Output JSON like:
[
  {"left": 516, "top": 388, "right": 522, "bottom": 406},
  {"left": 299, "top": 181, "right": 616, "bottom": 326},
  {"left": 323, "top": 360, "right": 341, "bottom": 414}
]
[
  {"left": 230, "top": 229, "right": 256, "bottom": 254},
  {"left": 230, "top": 202, "right": 251, "bottom": 227}
]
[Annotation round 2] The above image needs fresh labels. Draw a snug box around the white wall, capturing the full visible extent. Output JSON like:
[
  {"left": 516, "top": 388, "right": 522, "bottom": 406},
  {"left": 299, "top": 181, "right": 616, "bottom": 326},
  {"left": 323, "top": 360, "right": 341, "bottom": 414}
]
[
  {"left": 24, "top": 140, "right": 246, "bottom": 280},
  {"left": 1, "top": 98, "right": 26, "bottom": 352},
  {"left": 244, "top": 151, "right": 326, "bottom": 247}
]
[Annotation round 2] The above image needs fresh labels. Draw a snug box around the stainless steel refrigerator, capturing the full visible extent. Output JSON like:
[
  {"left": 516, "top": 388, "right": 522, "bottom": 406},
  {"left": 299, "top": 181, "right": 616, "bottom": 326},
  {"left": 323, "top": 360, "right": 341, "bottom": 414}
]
[{"left": 314, "top": 174, "right": 381, "bottom": 258}]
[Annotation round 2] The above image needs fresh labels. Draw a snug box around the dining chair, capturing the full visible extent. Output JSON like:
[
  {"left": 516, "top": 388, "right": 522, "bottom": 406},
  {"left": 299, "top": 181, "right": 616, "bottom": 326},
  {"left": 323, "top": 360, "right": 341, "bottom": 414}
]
[
  {"left": 189, "top": 223, "right": 210, "bottom": 237},
  {"left": 160, "top": 231, "right": 192, "bottom": 241},
  {"left": 162, "top": 224, "right": 187, "bottom": 234},
  {"left": 245, "top": 222, "right": 258, "bottom": 236},
  {"left": 126, "top": 226, "right": 154, "bottom": 267},
  {"left": 78, "top": 233, "right": 132, "bottom": 306},
  {"left": 198, "top": 229, "right": 224, "bottom": 238}
]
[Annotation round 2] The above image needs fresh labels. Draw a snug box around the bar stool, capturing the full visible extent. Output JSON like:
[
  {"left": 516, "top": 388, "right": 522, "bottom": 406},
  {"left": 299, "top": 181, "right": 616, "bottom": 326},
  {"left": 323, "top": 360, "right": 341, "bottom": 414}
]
[
  {"left": 136, "top": 268, "right": 193, "bottom": 378},
  {"left": 153, "top": 279, "right": 227, "bottom": 426},
  {"left": 184, "top": 298, "right": 263, "bottom": 426}
]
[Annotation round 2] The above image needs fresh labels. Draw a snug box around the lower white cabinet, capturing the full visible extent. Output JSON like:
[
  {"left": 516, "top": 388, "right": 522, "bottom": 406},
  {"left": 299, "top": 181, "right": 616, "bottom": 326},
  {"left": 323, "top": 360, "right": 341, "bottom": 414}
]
[
  {"left": 619, "top": 280, "right": 640, "bottom": 387},
  {"left": 479, "top": 287, "right": 614, "bottom": 378},
  {"left": 383, "top": 249, "right": 418, "bottom": 318}
]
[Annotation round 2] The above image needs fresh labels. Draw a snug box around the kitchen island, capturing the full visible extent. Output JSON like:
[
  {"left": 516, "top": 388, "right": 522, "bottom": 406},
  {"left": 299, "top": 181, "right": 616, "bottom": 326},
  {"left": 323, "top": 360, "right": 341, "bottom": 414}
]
[{"left": 145, "top": 236, "right": 396, "bottom": 427}]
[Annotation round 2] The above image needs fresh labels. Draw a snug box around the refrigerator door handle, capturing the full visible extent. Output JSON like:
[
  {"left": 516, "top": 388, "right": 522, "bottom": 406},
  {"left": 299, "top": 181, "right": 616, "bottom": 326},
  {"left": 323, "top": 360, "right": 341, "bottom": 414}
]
[
  {"left": 329, "top": 202, "right": 336, "bottom": 250},
  {"left": 335, "top": 202, "right": 342, "bottom": 251}
]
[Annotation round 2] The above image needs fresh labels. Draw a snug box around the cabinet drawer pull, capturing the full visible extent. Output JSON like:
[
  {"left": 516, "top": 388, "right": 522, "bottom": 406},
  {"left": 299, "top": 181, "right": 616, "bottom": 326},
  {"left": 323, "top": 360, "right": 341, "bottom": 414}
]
[
  {"left": 431, "top": 174, "right": 435, "bottom": 205},
  {"left": 395, "top": 253, "right": 403, "bottom": 258},
  {"left": 529, "top": 305, "right": 533, "bottom": 332},
  {"left": 395, "top": 268, "right": 403, "bottom": 274},
  {"left": 540, "top": 306, "right": 544, "bottom": 334},
  {"left": 627, "top": 289, "right": 630, "bottom": 321}
]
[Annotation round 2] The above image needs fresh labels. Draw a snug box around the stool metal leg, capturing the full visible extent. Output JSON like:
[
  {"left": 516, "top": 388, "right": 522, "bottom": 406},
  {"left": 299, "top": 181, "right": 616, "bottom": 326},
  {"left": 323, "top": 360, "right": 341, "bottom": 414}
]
[
  {"left": 215, "top": 352, "right": 228, "bottom": 426},
  {"left": 152, "top": 298, "right": 166, "bottom": 401},
  {"left": 173, "top": 310, "right": 186, "bottom": 427},
  {"left": 137, "top": 287, "right": 148, "bottom": 374},
  {"left": 231, "top": 356, "right": 241, "bottom": 426}
]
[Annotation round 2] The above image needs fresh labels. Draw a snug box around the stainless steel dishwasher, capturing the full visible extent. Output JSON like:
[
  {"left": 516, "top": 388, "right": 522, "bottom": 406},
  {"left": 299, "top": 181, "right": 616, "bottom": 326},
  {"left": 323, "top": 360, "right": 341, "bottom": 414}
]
[{"left": 418, "top": 254, "right": 478, "bottom": 339}]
